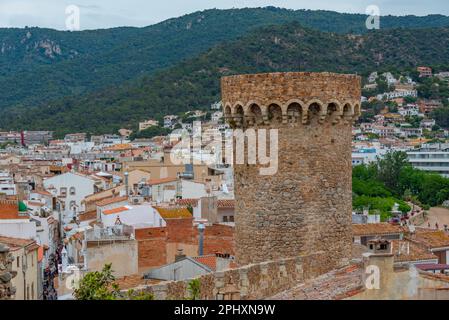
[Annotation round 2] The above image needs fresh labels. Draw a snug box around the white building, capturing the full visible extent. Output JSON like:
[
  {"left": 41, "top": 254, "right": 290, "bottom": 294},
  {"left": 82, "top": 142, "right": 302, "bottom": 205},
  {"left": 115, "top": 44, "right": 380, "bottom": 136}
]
[
  {"left": 407, "top": 144, "right": 449, "bottom": 177},
  {"left": 163, "top": 115, "right": 179, "bottom": 129},
  {"left": 376, "top": 89, "right": 417, "bottom": 101},
  {"left": 211, "top": 111, "right": 223, "bottom": 123},
  {"left": 421, "top": 119, "right": 436, "bottom": 130},
  {"left": 211, "top": 101, "right": 222, "bottom": 110},
  {"left": 368, "top": 72, "right": 378, "bottom": 83},
  {"left": 382, "top": 72, "right": 397, "bottom": 86},
  {"left": 0, "top": 171, "right": 16, "bottom": 196},
  {"left": 43, "top": 172, "right": 96, "bottom": 223},
  {"left": 398, "top": 105, "right": 420, "bottom": 117}
]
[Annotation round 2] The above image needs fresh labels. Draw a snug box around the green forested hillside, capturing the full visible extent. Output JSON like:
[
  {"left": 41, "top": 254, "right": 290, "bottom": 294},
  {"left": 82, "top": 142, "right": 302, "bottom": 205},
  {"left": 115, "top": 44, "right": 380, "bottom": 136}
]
[
  {"left": 3, "top": 22, "right": 449, "bottom": 136},
  {"left": 1, "top": 7, "right": 449, "bottom": 112}
]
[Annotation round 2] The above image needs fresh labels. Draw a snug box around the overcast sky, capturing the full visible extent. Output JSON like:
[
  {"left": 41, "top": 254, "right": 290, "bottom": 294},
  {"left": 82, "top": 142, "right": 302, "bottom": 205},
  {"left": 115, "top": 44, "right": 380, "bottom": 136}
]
[{"left": 0, "top": 0, "right": 448, "bottom": 30}]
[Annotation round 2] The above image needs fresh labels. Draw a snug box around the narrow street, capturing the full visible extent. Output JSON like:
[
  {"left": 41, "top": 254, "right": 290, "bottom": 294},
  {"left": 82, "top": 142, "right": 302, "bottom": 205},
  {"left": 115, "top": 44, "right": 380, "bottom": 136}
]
[{"left": 418, "top": 207, "right": 449, "bottom": 230}]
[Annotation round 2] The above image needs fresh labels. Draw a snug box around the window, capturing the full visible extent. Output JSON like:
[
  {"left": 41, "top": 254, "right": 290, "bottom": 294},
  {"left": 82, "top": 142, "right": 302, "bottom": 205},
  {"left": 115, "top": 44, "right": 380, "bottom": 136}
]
[
  {"left": 26, "top": 285, "right": 30, "bottom": 300},
  {"left": 16, "top": 256, "right": 20, "bottom": 268},
  {"left": 31, "top": 253, "right": 34, "bottom": 267},
  {"left": 69, "top": 187, "right": 76, "bottom": 195},
  {"left": 60, "top": 187, "right": 67, "bottom": 196},
  {"left": 223, "top": 216, "right": 228, "bottom": 222},
  {"left": 31, "top": 283, "right": 34, "bottom": 300},
  {"left": 229, "top": 215, "right": 234, "bottom": 222}
]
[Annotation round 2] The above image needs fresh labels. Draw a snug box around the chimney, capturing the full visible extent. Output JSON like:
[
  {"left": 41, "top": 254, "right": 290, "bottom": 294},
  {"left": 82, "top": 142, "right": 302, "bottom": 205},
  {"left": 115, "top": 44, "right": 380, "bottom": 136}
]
[
  {"left": 124, "top": 172, "right": 129, "bottom": 197},
  {"left": 175, "top": 249, "right": 186, "bottom": 262},
  {"left": 198, "top": 223, "right": 205, "bottom": 256}
]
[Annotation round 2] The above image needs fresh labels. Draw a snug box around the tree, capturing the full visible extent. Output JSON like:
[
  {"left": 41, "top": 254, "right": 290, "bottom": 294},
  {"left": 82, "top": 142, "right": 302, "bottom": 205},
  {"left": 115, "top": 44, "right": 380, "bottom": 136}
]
[
  {"left": 187, "top": 279, "right": 201, "bottom": 300},
  {"left": 74, "top": 264, "right": 154, "bottom": 300},
  {"left": 376, "top": 151, "right": 410, "bottom": 192},
  {"left": 74, "top": 264, "right": 118, "bottom": 300},
  {"left": 431, "top": 107, "right": 449, "bottom": 128}
]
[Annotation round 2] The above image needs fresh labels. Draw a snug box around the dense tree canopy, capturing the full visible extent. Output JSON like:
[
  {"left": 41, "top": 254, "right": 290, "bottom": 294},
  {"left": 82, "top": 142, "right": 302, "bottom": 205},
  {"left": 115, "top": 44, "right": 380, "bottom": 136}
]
[
  {"left": 353, "top": 151, "right": 449, "bottom": 220},
  {"left": 3, "top": 22, "right": 449, "bottom": 136}
]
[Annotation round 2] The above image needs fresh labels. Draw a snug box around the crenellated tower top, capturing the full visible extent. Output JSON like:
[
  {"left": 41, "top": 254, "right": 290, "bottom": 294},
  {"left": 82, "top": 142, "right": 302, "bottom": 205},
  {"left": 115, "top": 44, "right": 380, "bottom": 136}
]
[{"left": 221, "top": 72, "right": 361, "bottom": 128}]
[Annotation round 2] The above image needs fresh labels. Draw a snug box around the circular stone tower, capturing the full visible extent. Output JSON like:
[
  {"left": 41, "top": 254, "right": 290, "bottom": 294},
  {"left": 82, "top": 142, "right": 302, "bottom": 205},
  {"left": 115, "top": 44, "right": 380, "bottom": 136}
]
[{"left": 221, "top": 72, "right": 361, "bottom": 268}]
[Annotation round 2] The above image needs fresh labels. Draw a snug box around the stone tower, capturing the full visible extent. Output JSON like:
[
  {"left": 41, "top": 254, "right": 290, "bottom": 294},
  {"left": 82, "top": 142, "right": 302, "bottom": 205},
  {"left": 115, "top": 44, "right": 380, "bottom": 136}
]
[{"left": 221, "top": 72, "right": 361, "bottom": 268}]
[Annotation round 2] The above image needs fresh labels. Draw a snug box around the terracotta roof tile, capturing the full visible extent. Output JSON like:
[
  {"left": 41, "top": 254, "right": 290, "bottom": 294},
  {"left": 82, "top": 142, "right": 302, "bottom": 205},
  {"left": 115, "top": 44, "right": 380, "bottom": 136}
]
[
  {"left": 0, "top": 236, "right": 37, "bottom": 251},
  {"left": 96, "top": 196, "right": 128, "bottom": 207},
  {"left": 103, "top": 206, "right": 130, "bottom": 215},
  {"left": 392, "top": 240, "right": 437, "bottom": 263},
  {"left": 176, "top": 198, "right": 199, "bottom": 207},
  {"left": 79, "top": 210, "right": 97, "bottom": 222},
  {"left": 352, "top": 223, "right": 404, "bottom": 237},
  {"left": 0, "top": 200, "right": 28, "bottom": 220},
  {"left": 27, "top": 201, "right": 44, "bottom": 207},
  {"left": 148, "top": 177, "right": 177, "bottom": 186},
  {"left": 114, "top": 275, "right": 161, "bottom": 290},
  {"left": 193, "top": 255, "right": 217, "bottom": 271},
  {"left": 217, "top": 200, "right": 235, "bottom": 208},
  {"left": 409, "top": 229, "right": 449, "bottom": 249}
]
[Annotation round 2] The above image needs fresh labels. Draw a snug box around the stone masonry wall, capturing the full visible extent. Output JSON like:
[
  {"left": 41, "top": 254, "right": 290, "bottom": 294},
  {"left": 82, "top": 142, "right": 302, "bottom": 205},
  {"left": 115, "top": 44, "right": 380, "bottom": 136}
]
[
  {"left": 136, "top": 221, "right": 235, "bottom": 269},
  {"left": 0, "top": 244, "right": 16, "bottom": 300},
  {"left": 221, "top": 72, "right": 361, "bottom": 268},
  {"left": 133, "top": 252, "right": 334, "bottom": 300}
]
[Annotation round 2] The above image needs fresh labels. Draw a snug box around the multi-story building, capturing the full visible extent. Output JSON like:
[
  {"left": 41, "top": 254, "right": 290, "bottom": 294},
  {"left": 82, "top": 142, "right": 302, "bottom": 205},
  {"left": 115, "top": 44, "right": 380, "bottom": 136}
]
[
  {"left": 0, "top": 236, "right": 40, "bottom": 300},
  {"left": 23, "top": 131, "right": 53, "bottom": 146},
  {"left": 43, "top": 172, "right": 96, "bottom": 223},
  {"left": 64, "top": 133, "right": 87, "bottom": 143},
  {"left": 376, "top": 89, "right": 417, "bottom": 101},
  {"left": 0, "top": 171, "right": 16, "bottom": 196},
  {"left": 419, "top": 100, "right": 443, "bottom": 116},
  {"left": 407, "top": 144, "right": 449, "bottom": 177},
  {"left": 139, "top": 119, "right": 159, "bottom": 131},
  {"left": 417, "top": 66, "right": 433, "bottom": 78},
  {"left": 163, "top": 115, "right": 178, "bottom": 129}
]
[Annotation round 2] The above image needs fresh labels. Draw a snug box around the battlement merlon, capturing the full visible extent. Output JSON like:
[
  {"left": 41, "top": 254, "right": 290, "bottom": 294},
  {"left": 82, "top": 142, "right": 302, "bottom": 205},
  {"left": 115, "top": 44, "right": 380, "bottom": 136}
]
[{"left": 221, "top": 72, "right": 361, "bottom": 127}]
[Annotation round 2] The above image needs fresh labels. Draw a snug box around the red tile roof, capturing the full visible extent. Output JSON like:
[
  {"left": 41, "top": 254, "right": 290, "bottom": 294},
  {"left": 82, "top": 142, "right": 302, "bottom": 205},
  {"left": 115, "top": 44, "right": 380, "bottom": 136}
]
[
  {"left": 0, "top": 200, "right": 28, "bottom": 220},
  {"left": 416, "top": 264, "right": 449, "bottom": 271},
  {"left": 352, "top": 223, "right": 404, "bottom": 237},
  {"left": 96, "top": 196, "right": 128, "bottom": 207},
  {"left": 103, "top": 207, "right": 129, "bottom": 215},
  {"left": 392, "top": 240, "right": 437, "bottom": 263},
  {"left": 176, "top": 198, "right": 199, "bottom": 207},
  {"left": 409, "top": 228, "right": 449, "bottom": 250},
  {"left": 193, "top": 255, "right": 217, "bottom": 271},
  {"left": 0, "top": 236, "right": 37, "bottom": 252},
  {"left": 79, "top": 210, "right": 97, "bottom": 222},
  {"left": 148, "top": 177, "right": 177, "bottom": 186},
  {"left": 217, "top": 200, "right": 235, "bottom": 208}
]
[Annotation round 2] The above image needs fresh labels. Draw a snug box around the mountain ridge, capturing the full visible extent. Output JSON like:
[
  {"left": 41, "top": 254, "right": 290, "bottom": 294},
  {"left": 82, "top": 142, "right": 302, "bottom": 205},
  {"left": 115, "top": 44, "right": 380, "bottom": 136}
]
[
  {"left": 2, "top": 7, "right": 449, "bottom": 112},
  {"left": 2, "top": 22, "right": 449, "bottom": 136}
]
